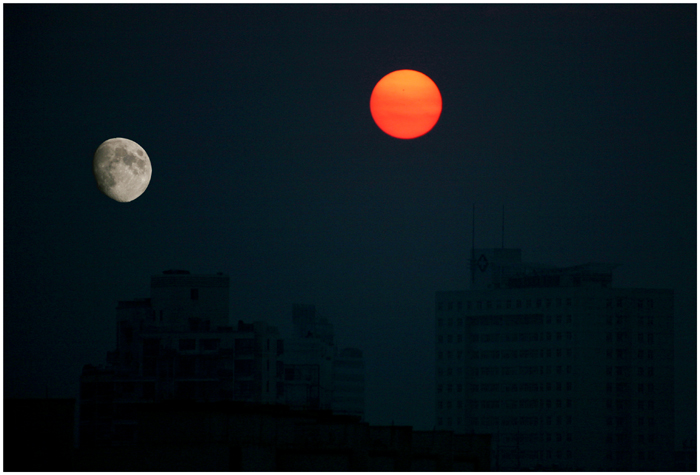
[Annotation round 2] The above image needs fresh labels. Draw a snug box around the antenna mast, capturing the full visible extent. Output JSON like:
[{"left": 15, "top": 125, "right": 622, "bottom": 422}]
[
  {"left": 471, "top": 204, "right": 475, "bottom": 289},
  {"left": 501, "top": 204, "right": 505, "bottom": 249}
]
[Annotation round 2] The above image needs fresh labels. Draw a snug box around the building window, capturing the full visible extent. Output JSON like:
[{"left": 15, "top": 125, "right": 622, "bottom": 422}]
[
  {"left": 648, "top": 333, "right": 654, "bottom": 344},
  {"left": 179, "top": 339, "right": 196, "bottom": 351},
  {"left": 447, "top": 302, "right": 453, "bottom": 311},
  {"left": 201, "top": 339, "right": 219, "bottom": 351},
  {"left": 191, "top": 288, "right": 199, "bottom": 300}
]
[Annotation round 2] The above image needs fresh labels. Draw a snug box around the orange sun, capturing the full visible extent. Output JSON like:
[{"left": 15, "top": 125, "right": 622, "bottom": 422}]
[{"left": 370, "top": 69, "right": 442, "bottom": 139}]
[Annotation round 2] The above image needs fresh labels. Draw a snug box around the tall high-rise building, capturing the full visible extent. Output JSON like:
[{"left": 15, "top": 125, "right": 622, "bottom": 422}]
[{"left": 435, "top": 249, "right": 674, "bottom": 471}]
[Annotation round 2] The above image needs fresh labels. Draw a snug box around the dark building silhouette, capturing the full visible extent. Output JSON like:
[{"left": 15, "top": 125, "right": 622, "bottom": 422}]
[
  {"left": 73, "top": 400, "right": 491, "bottom": 471},
  {"left": 78, "top": 270, "right": 365, "bottom": 448},
  {"left": 436, "top": 248, "right": 675, "bottom": 470},
  {"left": 4, "top": 398, "right": 76, "bottom": 471}
]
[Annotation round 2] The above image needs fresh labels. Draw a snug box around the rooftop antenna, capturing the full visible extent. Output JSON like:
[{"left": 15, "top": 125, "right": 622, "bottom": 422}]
[
  {"left": 471, "top": 203, "right": 475, "bottom": 288},
  {"left": 501, "top": 204, "right": 505, "bottom": 249}
]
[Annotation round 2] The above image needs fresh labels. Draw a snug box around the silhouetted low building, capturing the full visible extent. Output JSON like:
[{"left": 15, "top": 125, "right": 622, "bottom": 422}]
[
  {"left": 4, "top": 398, "right": 76, "bottom": 471},
  {"left": 73, "top": 400, "right": 490, "bottom": 471}
]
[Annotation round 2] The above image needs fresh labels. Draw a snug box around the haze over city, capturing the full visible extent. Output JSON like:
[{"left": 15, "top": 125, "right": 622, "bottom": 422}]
[{"left": 4, "top": 3, "right": 696, "bottom": 464}]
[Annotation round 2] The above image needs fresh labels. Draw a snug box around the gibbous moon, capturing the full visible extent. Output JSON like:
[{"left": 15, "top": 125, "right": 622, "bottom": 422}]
[
  {"left": 93, "top": 138, "right": 152, "bottom": 202},
  {"left": 370, "top": 69, "right": 442, "bottom": 139}
]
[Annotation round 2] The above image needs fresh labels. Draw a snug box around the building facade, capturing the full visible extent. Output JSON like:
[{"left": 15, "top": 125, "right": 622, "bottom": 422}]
[
  {"left": 435, "top": 249, "right": 675, "bottom": 471},
  {"left": 79, "top": 271, "right": 365, "bottom": 447}
]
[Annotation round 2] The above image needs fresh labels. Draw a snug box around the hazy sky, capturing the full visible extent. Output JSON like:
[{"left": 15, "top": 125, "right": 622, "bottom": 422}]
[{"left": 4, "top": 4, "right": 696, "bottom": 443}]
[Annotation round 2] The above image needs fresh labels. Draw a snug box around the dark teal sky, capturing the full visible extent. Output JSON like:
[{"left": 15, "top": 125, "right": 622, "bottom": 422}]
[{"left": 4, "top": 4, "right": 695, "bottom": 444}]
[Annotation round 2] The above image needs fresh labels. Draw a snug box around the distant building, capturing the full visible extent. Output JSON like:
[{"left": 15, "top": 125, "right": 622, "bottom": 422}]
[
  {"left": 79, "top": 271, "right": 365, "bottom": 448},
  {"left": 284, "top": 303, "right": 365, "bottom": 418},
  {"left": 435, "top": 248, "right": 675, "bottom": 471},
  {"left": 333, "top": 348, "right": 366, "bottom": 418}
]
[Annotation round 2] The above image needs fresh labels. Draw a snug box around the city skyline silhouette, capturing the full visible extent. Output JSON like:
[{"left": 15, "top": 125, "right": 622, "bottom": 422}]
[{"left": 4, "top": 4, "right": 696, "bottom": 469}]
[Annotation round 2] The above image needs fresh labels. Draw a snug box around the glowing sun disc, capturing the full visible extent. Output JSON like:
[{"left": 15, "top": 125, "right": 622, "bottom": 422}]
[{"left": 370, "top": 69, "right": 442, "bottom": 139}]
